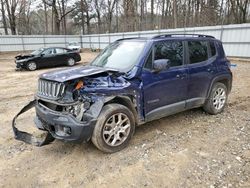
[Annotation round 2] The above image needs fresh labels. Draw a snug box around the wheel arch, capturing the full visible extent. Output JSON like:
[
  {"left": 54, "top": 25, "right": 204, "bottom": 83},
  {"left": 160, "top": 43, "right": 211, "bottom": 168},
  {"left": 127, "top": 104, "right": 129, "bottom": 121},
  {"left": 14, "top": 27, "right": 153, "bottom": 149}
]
[
  {"left": 207, "top": 74, "right": 232, "bottom": 98},
  {"left": 105, "top": 95, "right": 139, "bottom": 125}
]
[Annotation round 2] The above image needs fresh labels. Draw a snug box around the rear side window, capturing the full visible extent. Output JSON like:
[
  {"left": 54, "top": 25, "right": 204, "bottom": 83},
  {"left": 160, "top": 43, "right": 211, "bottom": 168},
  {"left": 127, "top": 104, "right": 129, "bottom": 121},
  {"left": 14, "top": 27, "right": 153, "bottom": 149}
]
[
  {"left": 210, "top": 41, "right": 216, "bottom": 56},
  {"left": 188, "top": 41, "right": 208, "bottom": 64},
  {"left": 55, "top": 48, "right": 66, "bottom": 54},
  {"left": 154, "top": 41, "right": 183, "bottom": 67}
]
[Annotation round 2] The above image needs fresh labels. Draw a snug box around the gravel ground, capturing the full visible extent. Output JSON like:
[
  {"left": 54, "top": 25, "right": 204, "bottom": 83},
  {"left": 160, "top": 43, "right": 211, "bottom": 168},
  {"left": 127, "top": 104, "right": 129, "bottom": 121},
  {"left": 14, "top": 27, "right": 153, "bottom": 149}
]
[{"left": 0, "top": 52, "right": 249, "bottom": 188}]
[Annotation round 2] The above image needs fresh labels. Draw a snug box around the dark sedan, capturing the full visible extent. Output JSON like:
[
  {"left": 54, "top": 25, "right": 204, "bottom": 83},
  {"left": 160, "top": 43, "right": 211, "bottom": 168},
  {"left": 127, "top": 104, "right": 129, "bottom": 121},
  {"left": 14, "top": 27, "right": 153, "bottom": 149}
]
[{"left": 15, "top": 47, "right": 81, "bottom": 71}]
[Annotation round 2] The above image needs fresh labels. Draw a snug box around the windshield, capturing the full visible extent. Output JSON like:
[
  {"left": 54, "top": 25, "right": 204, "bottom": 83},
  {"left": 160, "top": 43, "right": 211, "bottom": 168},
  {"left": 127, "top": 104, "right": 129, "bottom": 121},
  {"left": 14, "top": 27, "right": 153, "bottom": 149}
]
[
  {"left": 69, "top": 42, "right": 78, "bottom": 46},
  {"left": 31, "top": 48, "right": 44, "bottom": 55},
  {"left": 91, "top": 41, "right": 146, "bottom": 72}
]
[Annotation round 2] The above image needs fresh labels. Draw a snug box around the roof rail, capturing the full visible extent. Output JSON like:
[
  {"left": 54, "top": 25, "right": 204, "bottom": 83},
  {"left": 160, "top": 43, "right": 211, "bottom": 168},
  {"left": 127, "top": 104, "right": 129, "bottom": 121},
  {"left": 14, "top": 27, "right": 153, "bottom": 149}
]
[
  {"left": 152, "top": 34, "right": 215, "bottom": 39},
  {"left": 116, "top": 37, "right": 141, "bottom": 41}
]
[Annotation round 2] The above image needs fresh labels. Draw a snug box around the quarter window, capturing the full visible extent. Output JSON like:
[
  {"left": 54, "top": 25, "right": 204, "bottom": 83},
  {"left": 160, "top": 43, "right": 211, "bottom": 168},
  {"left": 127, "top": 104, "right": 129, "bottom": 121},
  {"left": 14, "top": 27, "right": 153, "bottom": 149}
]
[
  {"left": 55, "top": 48, "right": 66, "bottom": 54},
  {"left": 188, "top": 41, "right": 208, "bottom": 64}
]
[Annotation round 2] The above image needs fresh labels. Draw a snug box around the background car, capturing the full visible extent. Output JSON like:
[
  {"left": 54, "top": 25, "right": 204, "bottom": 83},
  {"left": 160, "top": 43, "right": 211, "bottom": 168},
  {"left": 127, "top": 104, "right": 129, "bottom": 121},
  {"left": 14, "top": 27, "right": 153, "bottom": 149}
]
[
  {"left": 67, "top": 42, "right": 81, "bottom": 52},
  {"left": 15, "top": 47, "right": 81, "bottom": 71}
]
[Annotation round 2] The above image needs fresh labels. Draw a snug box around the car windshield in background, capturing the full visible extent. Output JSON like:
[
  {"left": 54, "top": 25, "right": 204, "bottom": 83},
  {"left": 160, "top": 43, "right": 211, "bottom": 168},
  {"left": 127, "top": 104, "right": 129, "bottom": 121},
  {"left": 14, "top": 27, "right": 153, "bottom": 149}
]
[
  {"left": 91, "top": 41, "right": 146, "bottom": 72},
  {"left": 69, "top": 42, "right": 78, "bottom": 46},
  {"left": 31, "top": 48, "right": 44, "bottom": 55}
]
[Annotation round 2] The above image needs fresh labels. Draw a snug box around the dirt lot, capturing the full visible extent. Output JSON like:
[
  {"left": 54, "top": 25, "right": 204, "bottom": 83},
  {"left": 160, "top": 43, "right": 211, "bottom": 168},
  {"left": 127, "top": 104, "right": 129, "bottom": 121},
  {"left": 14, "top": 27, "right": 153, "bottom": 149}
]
[{"left": 0, "top": 52, "right": 249, "bottom": 188}]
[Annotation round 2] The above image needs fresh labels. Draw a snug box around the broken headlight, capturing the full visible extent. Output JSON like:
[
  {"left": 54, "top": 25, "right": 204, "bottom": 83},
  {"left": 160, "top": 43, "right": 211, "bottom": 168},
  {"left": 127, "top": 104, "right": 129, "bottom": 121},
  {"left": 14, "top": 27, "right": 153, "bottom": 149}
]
[{"left": 65, "top": 103, "right": 88, "bottom": 120}]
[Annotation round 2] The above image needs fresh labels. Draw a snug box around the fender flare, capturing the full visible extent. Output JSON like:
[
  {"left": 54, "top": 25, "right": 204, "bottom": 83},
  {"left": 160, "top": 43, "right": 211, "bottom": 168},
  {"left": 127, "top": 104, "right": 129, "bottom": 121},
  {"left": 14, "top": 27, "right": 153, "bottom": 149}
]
[{"left": 206, "top": 73, "right": 232, "bottom": 98}]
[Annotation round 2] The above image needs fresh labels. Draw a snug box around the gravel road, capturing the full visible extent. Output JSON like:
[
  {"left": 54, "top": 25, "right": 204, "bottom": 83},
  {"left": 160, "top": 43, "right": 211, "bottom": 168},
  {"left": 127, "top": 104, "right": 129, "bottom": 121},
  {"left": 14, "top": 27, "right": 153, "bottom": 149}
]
[{"left": 0, "top": 52, "right": 249, "bottom": 188}]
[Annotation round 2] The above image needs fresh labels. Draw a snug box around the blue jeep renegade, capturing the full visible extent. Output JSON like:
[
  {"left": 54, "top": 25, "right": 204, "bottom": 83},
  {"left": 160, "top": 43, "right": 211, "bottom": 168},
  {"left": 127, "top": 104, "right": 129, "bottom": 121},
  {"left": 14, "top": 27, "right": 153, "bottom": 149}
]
[{"left": 13, "top": 34, "right": 232, "bottom": 153}]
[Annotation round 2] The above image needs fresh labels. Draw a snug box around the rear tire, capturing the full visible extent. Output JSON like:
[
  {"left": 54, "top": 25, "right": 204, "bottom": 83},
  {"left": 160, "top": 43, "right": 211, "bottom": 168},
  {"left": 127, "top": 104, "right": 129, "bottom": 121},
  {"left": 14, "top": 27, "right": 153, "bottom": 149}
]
[
  {"left": 26, "top": 61, "right": 37, "bottom": 71},
  {"left": 203, "top": 82, "right": 228, "bottom": 115},
  {"left": 67, "top": 58, "right": 75, "bottom": 66},
  {"left": 91, "top": 104, "right": 135, "bottom": 153}
]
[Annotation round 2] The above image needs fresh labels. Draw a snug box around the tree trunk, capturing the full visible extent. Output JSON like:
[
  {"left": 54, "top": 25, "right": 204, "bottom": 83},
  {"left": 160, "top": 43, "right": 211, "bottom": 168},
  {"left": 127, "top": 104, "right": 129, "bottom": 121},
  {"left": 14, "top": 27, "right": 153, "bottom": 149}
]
[
  {"left": 5, "top": 0, "right": 17, "bottom": 35},
  {"left": 173, "top": 0, "right": 177, "bottom": 28},
  {"left": 43, "top": 0, "right": 48, "bottom": 34},
  {"left": 52, "top": 0, "right": 60, "bottom": 34},
  {"left": 1, "top": 0, "right": 8, "bottom": 34},
  {"left": 151, "top": 0, "right": 154, "bottom": 29},
  {"left": 80, "top": 0, "right": 85, "bottom": 34},
  {"left": 61, "top": 0, "right": 66, "bottom": 34}
]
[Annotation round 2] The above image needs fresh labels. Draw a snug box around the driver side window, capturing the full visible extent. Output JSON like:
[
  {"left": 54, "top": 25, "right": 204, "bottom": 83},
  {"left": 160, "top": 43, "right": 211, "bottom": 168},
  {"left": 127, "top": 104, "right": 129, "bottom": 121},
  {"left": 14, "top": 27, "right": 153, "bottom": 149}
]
[
  {"left": 144, "top": 41, "right": 184, "bottom": 70},
  {"left": 154, "top": 41, "right": 183, "bottom": 67}
]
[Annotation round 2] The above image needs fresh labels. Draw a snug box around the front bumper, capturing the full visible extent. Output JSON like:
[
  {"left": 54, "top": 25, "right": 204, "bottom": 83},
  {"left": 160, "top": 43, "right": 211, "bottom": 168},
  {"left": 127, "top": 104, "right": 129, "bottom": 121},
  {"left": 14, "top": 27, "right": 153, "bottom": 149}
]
[
  {"left": 15, "top": 61, "right": 26, "bottom": 69},
  {"left": 35, "top": 102, "right": 97, "bottom": 143}
]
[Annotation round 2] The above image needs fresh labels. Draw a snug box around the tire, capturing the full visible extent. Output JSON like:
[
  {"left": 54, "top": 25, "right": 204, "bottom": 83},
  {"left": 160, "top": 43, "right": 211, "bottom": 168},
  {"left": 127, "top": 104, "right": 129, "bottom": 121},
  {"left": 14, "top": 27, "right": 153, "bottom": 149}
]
[
  {"left": 91, "top": 103, "right": 135, "bottom": 153},
  {"left": 203, "top": 82, "right": 228, "bottom": 115},
  {"left": 26, "top": 61, "right": 37, "bottom": 71},
  {"left": 67, "top": 58, "right": 75, "bottom": 66}
]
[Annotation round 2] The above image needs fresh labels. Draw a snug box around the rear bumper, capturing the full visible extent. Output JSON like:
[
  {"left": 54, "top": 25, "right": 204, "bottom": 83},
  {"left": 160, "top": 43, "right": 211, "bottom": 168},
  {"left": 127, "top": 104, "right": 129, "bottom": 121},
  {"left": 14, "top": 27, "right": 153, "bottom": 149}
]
[{"left": 35, "top": 102, "right": 96, "bottom": 143}]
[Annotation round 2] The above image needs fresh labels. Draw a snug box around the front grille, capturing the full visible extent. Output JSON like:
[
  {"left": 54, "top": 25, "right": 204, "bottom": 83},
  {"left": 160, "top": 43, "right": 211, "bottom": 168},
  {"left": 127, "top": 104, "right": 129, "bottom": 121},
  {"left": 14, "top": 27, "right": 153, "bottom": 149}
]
[{"left": 37, "top": 79, "right": 65, "bottom": 99}]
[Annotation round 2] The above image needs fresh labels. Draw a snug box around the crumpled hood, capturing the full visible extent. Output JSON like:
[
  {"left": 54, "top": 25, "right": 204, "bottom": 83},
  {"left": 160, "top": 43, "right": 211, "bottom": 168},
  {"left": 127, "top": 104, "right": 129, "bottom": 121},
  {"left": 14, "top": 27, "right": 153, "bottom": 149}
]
[
  {"left": 39, "top": 65, "right": 120, "bottom": 82},
  {"left": 15, "top": 54, "right": 34, "bottom": 60}
]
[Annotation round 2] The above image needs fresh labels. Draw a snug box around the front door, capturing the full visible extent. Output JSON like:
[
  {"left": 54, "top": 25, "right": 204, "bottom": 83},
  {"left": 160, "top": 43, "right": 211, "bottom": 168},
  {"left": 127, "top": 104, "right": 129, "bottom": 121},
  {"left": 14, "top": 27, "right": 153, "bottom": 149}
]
[
  {"left": 142, "top": 40, "right": 188, "bottom": 121},
  {"left": 39, "top": 48, "right": 57, "bottom": 67}
]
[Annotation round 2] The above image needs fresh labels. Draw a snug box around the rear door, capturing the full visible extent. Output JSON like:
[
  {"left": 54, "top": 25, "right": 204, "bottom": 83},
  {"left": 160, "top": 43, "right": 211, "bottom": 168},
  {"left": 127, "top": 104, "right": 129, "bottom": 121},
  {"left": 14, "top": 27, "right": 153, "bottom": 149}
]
[
  {"left": 186, "top": 40, "right": 218, "bottom": 108},
  {"left": 142, "top": 40, "right": 188, "bottom": 121}
]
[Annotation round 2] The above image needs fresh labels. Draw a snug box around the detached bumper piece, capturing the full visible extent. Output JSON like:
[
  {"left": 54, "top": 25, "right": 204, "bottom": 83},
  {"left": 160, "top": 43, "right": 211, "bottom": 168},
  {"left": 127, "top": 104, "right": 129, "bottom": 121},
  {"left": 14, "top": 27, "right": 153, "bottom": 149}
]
[
  {"left": 36, "top": 102, "right": 96, "bottom": 143},
  {"left": 12, "top": 100, "right": 55, "bottom": 146}
]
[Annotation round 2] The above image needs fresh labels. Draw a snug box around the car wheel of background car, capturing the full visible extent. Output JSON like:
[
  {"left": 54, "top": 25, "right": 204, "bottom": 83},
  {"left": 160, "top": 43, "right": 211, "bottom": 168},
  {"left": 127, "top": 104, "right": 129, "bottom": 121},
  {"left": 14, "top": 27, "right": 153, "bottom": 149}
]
[
  {"left": 67, "top": 58, "right": 75, "bottom": 66},
  {"left": 27, "top": 61, "right": 37, "bottom": 71},
  {"left": 91, "top": 103, "right": 135, "bottom": 153},
  {"left": 203, "top": 82, "right": 228, "bottom": 115}
]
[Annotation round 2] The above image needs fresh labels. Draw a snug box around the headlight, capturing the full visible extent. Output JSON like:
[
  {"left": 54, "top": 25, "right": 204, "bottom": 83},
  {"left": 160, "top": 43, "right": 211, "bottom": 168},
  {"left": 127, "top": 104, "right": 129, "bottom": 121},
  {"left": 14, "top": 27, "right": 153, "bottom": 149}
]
[
  {"left": 16, "top": 59, "right": 28, "bottom": 63},
  {"left": 65, "top": 103, "right": 87, "bottom": 120}
]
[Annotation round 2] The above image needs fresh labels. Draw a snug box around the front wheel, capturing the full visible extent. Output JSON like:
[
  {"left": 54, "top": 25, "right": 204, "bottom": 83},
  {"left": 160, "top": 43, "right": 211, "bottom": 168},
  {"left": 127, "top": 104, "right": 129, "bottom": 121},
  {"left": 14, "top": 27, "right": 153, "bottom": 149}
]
[
  {"left": 203, "top": 82, "right": 228, "bottom": 115},
  {"left": 26, "top": 61, "right": 37, "bottom": 71},
  {"left": 91, "top": 104, "right": 135, "bottom": 153}
]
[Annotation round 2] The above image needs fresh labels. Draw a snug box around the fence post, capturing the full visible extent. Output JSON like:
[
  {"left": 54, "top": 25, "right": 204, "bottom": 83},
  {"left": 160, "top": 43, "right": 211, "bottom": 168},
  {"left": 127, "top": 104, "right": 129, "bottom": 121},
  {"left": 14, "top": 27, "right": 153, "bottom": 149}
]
[
  {"left": 89, "top": 35, "right": 92, "bottom": 49},
  {"left": 80, "top": 35, "right": 83, "bottom": 48},
  {"left": 43, "top": 35, "right": 46, "bottom": 47},
  {"left": 220, "top": 25, "right": 224, "bottom": 41},
  {"left": 21, "top": 35, "right": 25, "bottom": 52},
  {"left": 98, "top": 34, "right": 101, "bottom": 50},
  {"left": 64, "top": 35, "right": 67, "bottom": 47}
]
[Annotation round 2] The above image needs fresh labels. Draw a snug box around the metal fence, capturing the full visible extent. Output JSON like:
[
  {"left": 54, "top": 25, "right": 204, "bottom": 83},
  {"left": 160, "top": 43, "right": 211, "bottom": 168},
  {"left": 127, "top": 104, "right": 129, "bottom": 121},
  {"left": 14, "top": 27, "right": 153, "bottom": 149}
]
[{"left": 0, "top": 23, "right": 250, "bottom": 58}]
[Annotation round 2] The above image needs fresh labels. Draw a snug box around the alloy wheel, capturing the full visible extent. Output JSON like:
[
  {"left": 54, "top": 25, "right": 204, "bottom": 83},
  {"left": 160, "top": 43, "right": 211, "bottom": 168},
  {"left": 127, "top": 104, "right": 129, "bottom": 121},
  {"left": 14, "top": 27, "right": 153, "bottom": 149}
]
[
  {"left": 213, "top": 87, "right": 226, "bottom": 110},
  {"left": 102, "top": 113, "right": 131, "bottom": 147}
]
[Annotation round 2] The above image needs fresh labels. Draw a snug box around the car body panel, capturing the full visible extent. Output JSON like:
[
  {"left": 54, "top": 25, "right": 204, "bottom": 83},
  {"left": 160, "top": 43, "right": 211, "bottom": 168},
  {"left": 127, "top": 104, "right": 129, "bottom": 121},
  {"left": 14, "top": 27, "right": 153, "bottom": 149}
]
[
  {"left": 15, "top": 47, "right": 81, "bottom": 70},
  {"left": 13, "top": 35, "right": 233, "bottom": 145}
]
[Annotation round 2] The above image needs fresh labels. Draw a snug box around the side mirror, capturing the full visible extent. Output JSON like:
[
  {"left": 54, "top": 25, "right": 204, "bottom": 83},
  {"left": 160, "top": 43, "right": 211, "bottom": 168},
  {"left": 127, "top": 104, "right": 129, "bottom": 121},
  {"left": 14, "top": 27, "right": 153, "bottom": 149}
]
[
  {"left": 153, "top": 59, "right": 170, "bottom": 73},
  {"left": 40, "top": 53, "right": 44, "bottom": 57}
]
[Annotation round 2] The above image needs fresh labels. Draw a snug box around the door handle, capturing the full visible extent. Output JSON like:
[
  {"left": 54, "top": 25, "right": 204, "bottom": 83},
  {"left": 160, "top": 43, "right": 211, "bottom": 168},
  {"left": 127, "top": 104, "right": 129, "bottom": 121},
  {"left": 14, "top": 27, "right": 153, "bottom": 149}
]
[
  {"left": 176, "top": 74, "right": 186, "bottom": 79},
  {"left": 207, "top": 68, "right": 214, "bottom": 73}
]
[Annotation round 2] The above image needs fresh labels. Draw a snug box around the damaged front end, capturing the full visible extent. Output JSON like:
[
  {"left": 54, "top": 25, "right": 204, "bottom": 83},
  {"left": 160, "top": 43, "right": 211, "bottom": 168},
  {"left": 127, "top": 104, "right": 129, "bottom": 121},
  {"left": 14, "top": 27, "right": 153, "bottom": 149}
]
[{"left": 12, "top": 66, "right": 140, "bottom": 146}]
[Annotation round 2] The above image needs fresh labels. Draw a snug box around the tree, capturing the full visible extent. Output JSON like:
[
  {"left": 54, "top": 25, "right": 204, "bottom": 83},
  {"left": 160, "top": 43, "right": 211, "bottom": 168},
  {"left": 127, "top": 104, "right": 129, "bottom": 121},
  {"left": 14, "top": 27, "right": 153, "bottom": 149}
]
[
  {"left": 5, "top": 0, "right": 18, "bottom": 34},
  {"left": 0, "top": 0, "right": 8, "bottom": 34},
  {"left": 44, "top": 0, "right": 76, "bottom": 34}
]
